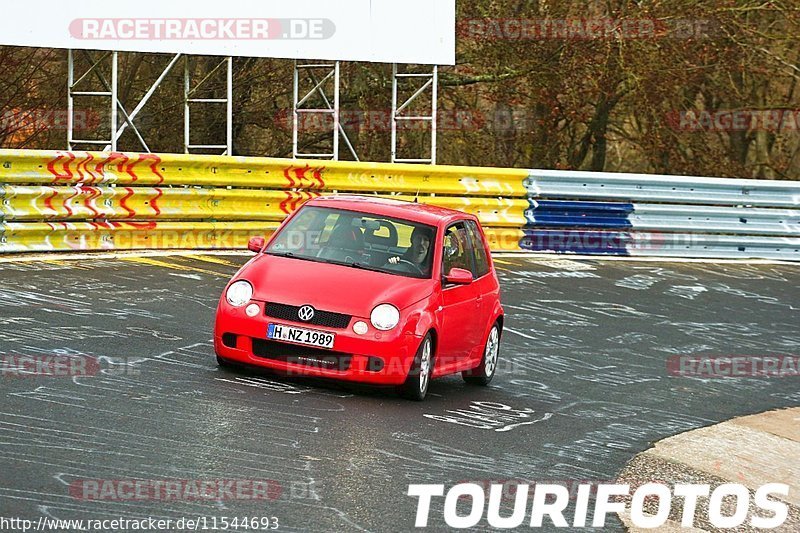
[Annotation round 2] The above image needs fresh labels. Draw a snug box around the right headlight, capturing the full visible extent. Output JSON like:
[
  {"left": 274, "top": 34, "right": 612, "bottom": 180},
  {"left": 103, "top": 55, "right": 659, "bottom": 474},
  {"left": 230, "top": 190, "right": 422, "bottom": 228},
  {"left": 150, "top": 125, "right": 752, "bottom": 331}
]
[
  {"left": 370, "top": 304, "right": 400, "bottom": 331},
  {"left": 226, "top": 280, "right": 253, "bottom": 307}
]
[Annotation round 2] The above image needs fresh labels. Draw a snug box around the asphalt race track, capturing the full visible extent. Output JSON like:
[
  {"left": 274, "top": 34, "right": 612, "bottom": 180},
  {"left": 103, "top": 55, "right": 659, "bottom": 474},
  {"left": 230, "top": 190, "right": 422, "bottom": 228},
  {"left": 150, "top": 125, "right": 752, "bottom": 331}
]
[{"left": 0, "top": 253, "right": 798, "bottom": 532}]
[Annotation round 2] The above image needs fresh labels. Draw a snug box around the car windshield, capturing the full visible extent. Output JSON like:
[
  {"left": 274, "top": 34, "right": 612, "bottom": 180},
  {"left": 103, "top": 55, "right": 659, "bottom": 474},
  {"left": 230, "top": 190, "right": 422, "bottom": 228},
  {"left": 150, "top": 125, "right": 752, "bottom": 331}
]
[{"left": 265, "top": 206, "right": 437, "bottom": 279}]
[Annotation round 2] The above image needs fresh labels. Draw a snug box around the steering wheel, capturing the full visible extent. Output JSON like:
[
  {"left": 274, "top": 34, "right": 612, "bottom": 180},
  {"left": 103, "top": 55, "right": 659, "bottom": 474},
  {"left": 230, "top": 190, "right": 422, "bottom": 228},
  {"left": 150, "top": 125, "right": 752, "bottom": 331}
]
[{"left": 396, "top": 259, "right": 424, "bottom": 275}]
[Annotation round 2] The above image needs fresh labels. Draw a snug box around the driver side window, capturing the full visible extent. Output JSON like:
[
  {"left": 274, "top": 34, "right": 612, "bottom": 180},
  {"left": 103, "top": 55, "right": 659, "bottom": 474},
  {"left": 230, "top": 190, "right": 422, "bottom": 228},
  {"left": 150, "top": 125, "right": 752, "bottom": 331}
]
[{"left": 442, "top": 223, "right": 472, "bottom": 274}]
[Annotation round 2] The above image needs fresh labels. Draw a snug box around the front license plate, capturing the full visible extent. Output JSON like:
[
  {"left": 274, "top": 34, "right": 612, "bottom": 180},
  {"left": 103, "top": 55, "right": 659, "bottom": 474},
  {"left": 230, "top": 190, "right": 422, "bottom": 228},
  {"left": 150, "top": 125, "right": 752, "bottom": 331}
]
[{"left": 267, "top": 323, "right": 335, "bottom": 349}]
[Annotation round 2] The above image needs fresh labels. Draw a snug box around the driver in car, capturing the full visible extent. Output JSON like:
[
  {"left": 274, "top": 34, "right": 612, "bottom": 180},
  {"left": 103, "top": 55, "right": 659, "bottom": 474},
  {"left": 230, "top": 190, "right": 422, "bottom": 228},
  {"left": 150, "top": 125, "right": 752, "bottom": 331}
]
[{"left": 387, "top": 226, "right": 432, "bottom": 275}]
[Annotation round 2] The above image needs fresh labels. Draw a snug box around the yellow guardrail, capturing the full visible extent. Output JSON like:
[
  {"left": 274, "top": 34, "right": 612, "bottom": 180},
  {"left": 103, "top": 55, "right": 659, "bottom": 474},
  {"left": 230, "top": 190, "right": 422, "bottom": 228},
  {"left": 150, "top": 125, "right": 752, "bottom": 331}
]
[
  {"left": 0, "top": 150, "right": 527, "bottom": 194},
  {"left": 0, "top": 149, "right": 529, "bottom": 253},
  {"left": 0, "top": 221, "right": 279, "bottom": 253},
  {"left": 0, "top": 185, "right": 527, "bottom": 226}
]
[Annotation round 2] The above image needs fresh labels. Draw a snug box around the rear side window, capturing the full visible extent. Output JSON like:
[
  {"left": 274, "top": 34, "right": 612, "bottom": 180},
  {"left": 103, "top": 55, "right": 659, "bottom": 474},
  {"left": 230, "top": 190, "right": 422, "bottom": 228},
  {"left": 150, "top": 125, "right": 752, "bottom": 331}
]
[{"left": 466, "top": 220, "right": 490, "bottom": 278}]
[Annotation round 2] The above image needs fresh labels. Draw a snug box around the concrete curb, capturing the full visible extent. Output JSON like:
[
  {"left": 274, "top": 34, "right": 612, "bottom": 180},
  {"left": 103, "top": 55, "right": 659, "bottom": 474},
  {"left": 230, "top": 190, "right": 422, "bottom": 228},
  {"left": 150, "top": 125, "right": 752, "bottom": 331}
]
[{"left": 616, "top": 407, "right": 800, "bottom": 532}]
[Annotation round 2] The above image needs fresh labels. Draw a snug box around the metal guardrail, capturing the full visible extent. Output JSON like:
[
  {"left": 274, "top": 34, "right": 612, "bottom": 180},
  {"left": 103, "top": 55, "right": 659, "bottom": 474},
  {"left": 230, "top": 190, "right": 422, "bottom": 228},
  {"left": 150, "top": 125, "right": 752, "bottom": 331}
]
[
  {"left": 0, "top": 185, "right": 527, "bottom": 226},
  {"left": 0, "top": 150, "right": 528, "bottom": 253},
  {"left": 526, "top": 169, "right": 800, "bottom": 208},
  {"left": 524, "top": 170, "right": 800, "bottom": 260},
  {"left": 0, "top": 149, "right": 798, "bottom": 259},
  {"left": 0, "top": 150, "right": 528, "bottom": 193},
  {"left": 0, "top": 220, "right": 277, "bottom": 253},
  {"left": 526, "top": 200, "right": 800, "bottom": 235},
  {"left": 629, "top": 204, "right": 800, "bottom": 236}
]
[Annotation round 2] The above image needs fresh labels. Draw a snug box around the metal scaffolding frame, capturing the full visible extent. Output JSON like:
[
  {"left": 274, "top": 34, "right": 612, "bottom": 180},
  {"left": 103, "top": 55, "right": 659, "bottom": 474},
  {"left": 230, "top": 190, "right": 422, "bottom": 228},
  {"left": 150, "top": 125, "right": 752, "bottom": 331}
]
[
  {"left": 292, "top": 60, "right": 358, "bottom": 161},
  {"left": 108, "top": 52, "right": 182, "bottom": 152},
  {"left": 67, "top": 50, "right": 441, "bottom": 164},
  {"left": 67, "top": 49, "right": 120, "bottom": 151},
  {"left": 67, "top": 50, "right": 233, "bottom": 155},
  {"left": 184, "top": 56, "right": 233, "bottom": 155},
  {"left": 391, "top": 64, "right": 438, "bottom": 165}
]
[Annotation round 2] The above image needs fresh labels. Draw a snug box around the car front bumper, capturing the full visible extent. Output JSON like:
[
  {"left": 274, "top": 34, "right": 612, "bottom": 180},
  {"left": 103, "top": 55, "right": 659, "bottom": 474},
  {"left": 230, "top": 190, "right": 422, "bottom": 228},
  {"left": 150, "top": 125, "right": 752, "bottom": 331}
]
[{"left": 214, "top": 302, "right": 421, "bottom": 385}]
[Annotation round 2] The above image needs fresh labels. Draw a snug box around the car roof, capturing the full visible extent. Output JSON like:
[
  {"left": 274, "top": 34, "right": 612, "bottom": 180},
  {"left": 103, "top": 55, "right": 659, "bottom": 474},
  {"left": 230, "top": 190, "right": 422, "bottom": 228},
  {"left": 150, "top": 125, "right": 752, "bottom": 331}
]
[{"left": 304, "top": 195, "right": 473, "bottom": 226}]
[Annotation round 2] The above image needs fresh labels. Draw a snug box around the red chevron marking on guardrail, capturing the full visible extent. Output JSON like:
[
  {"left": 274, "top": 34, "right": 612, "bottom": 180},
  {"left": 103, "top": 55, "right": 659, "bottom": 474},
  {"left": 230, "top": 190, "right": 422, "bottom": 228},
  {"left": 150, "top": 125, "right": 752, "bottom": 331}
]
[
  {"left": 101, "top": 152, "right": 131, "bottom": 182},
  {"left": 151, "top": 188, "right": 163, "bottom": 216},
  {"left": 82, "top": 154, "right": 100, "bottom": 185},
  {"left": 279, "top": 191, "right": 295, "bottom": 214},
  {"left": 282, "top": 164, "right": 326, "bottom": 190},
  {"left": 46, "top": 152, "right": 111, "bottom": 185},
  {"left": 99, "top": 153, "right": 164, "bottom": 184},
  {"left": 282, "top": 167, "right": 296, "bottom": 188},
  {"left": 302, "top": 190, "right": 321, "bottom": 205},
  {"left": 279, "top": 190, "right": 324, "bottom": 214},
  {"left": 122, "top": 221, "right": 158, "bottom": 230},
  {"left": 311, "top": 167, "right": 325, "bottom": 189},
  {"left": 46, "top": 152, "right": 77, "bottom": 182},
  {"left": 74, "top": 154, "right": 86, "bottom": 182},
  {"left": 43, "top": 187, "right": 59, "bottom": 217},
  {"left": 137, "top": 154, "right": 165, "bottom": 185},
  {"left": 290, "top": 191, "right": 304, "bottom": 212},
  {"left": 74, "top": 153, "right": 98, "bottom": 185},
  {"left": 83, "top": 187, "right": 102, "bottom": 219},
  {"left": 122, "top": 155, "right": 139, "bottom": 183},
  {"left": 295, "top": 166, "right": 311, "bottom": 186},
  {"left": 62, "top": 186, "right": 82, "bottom": 218},
  {"left": 120, "top": 187, "right": 137, "bottom": 218}
]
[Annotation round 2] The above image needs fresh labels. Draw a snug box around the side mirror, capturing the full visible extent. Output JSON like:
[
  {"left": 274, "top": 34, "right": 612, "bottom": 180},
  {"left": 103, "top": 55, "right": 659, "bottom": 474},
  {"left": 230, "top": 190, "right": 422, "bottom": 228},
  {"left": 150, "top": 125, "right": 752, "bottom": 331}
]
[
  {"left": 248, "top": 236, "right": 266, "bottom": 253},
  {"left": 444, "top": 267, "right": 473, "bottom": 285}
]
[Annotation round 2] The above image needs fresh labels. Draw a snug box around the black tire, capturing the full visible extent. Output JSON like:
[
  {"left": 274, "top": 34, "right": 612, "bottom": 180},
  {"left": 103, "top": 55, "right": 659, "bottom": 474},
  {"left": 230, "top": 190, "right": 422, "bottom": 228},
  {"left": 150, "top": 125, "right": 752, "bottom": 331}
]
[
  {"left": 216, "top": 354, "right": 236, "bottom": 369},
  {"left": 463, "top": 323, "right": 500, "bottom": 386},
  {"left": 399, "top": 333, "right": 434, "bottom": 401}
]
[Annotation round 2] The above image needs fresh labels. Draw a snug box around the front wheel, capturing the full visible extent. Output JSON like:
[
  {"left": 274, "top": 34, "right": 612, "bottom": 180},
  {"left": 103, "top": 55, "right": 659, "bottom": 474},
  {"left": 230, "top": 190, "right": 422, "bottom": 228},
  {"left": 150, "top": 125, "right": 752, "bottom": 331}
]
[
  {"left": 463, "top": 323, "right": 500, "bottom": 386},
  {"left": 399, "top": 333, "right": 433, "bottom": 401},
  {"left": 216, "top": 354, "right": 236, "bottom": 369}
]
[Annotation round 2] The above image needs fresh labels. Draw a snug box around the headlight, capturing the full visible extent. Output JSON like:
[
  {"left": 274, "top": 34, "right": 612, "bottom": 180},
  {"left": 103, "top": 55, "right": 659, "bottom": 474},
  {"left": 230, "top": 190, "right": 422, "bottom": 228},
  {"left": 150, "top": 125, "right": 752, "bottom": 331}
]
[
  {"left": 226, "top": 280, "right": 253, "bottom": 307},
  {"left": 370, "top": 304, "right": 400, "bottom": 331}
]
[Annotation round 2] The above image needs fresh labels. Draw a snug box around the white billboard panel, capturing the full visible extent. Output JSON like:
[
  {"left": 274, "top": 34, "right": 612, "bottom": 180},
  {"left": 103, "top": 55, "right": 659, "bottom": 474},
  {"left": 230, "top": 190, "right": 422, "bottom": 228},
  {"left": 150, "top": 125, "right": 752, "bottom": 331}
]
[{"left": 0, "top": 0, "right": 455, "bottom": 65}]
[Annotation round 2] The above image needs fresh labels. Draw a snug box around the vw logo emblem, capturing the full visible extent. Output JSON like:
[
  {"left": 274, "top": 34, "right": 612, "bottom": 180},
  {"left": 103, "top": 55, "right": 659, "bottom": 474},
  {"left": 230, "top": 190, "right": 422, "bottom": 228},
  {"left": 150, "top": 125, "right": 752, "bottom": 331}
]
[{"left": 298, "top": 305, "right": 315, "bottom": 322}]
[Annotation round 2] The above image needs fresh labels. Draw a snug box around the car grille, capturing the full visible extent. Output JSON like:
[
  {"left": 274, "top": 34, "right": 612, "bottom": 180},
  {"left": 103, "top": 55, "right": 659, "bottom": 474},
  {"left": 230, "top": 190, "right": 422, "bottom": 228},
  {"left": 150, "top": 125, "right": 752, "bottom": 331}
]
[
  {"left": 264, "top": 302, "right": 352, "bottom": 329},
  {"left": 251, "top": 338, "right": 352, "bottom": 371}
]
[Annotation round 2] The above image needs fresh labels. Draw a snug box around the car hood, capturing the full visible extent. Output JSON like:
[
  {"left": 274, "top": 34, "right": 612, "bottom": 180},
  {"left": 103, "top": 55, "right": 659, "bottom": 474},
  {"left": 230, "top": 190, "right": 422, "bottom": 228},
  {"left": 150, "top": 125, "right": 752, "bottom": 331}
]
[{"left": 237, "top": 254, "right": 436, "bottom": 316}]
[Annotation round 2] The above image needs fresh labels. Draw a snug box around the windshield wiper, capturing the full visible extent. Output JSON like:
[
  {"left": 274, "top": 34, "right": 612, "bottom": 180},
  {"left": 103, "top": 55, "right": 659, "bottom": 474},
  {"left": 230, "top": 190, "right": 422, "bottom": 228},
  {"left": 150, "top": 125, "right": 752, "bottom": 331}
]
[
  {"left": 345, "top": 261, "right": 388, "bottom": 273},
  {"left": 264, "top": 251, "right": 322, "bottom": 264},
  {"left": 264, "top": 251, "right": 298, "bottom": 258},
  {"left": 266, "top": 251, "right": 346, "bottom": 267},
  {"left": 266, "top": 253, "right": 393, "bottom": 274}
]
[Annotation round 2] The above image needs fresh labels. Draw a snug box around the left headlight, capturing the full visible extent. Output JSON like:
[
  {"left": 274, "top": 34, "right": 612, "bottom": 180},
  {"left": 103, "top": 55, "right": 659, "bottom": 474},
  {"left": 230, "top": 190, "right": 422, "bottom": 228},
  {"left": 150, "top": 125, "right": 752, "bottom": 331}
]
[
  {"left": 370, "top": 303, "right": 400, "bottom": 331},
  {"left": 226, "top": 280, "right": 253, "bottom": 307}
]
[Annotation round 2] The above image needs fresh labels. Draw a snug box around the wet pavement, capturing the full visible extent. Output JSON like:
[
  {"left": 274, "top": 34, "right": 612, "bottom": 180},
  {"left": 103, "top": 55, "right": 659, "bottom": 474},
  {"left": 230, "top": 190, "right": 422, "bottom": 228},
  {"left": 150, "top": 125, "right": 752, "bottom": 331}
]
[{"left": 0, "top": 253, "right": 797, "bottom": 532}]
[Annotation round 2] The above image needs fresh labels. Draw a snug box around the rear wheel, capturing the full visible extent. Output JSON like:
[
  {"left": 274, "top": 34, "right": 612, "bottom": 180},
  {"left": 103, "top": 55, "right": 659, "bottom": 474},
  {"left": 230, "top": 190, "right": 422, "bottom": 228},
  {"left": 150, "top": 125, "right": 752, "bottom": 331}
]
[
  {"left": 463, "top": 323, "right": 500, "bottom": 386},
  {"left": 400, "top": 333, "right": 433, "bottom": 401}
]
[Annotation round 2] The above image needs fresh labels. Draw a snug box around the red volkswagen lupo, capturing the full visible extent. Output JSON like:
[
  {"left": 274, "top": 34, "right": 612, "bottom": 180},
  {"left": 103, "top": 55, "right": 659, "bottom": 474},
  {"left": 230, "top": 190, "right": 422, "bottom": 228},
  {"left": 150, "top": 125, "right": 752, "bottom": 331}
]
[{"left": 214, "top": 195, "right": 503, "bottom": 400}]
